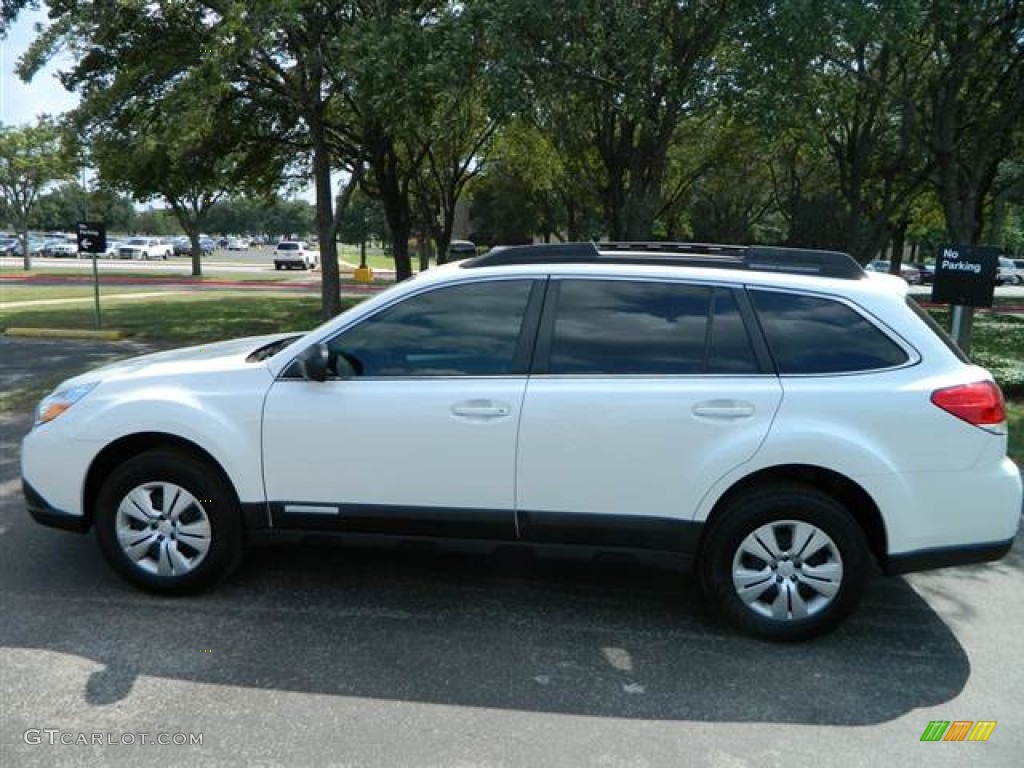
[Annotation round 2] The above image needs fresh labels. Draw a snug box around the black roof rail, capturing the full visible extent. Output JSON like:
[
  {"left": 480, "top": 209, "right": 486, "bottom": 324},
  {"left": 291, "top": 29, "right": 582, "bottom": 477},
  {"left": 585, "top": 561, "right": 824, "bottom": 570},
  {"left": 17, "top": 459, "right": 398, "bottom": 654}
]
[{"left": 461, "top": 241, "right": 864, "bottom": 279}]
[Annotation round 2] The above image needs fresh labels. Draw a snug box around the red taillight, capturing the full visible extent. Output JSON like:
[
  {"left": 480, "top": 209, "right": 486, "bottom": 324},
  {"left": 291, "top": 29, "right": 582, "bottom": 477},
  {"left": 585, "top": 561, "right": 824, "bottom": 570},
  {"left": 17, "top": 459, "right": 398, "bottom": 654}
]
[{"left": 930, "top": 381, "right": 1006, "bottom": 426}]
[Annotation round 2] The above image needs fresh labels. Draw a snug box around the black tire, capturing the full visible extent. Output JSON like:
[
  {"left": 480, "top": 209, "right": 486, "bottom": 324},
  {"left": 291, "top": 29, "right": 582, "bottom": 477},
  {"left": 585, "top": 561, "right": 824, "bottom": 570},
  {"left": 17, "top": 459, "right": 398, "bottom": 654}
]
[
  {"left": 94, "top": 450, "right": 243, "bottom": 594},
  {"left": 698, "top": 483, "right": 869, "bottom": 641}
]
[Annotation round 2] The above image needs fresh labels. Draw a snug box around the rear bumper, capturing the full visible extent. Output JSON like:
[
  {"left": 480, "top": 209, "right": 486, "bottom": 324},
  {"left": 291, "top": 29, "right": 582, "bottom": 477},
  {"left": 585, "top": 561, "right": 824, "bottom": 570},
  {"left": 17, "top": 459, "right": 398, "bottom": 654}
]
[
  {"left": 883, "top": 537, "right": 1015, "bottom": 575},
  {"left": 23, "top": 479, "right": 89, "bottom": 533}
]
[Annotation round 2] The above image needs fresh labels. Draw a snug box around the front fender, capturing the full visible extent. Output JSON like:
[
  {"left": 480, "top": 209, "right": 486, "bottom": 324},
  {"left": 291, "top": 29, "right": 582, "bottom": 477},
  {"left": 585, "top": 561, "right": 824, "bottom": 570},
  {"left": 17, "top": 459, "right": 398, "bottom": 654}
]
[{"left": 70, "top": 373, "right": 271, "bottom": 505}]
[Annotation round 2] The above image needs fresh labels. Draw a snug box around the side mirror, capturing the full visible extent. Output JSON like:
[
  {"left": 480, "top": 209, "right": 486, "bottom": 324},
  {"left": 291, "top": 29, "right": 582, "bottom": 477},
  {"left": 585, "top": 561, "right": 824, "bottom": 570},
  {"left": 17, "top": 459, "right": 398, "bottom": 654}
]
[{"left": 296, "top": 343, "right": 329, "bottom": 382}]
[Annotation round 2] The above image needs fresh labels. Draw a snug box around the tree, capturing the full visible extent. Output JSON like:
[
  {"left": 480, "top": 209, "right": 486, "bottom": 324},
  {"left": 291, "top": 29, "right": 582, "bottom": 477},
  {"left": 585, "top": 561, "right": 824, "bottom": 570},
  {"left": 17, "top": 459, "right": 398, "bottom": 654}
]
[
  {"left": 921, "top": 0, "right": 1024, "bottom": 245},
  {"left": 16, "top": 1, "right": 349, "bottom": 312},
  {"left": 261, "top": 199, "right": 317, "bottom": 242},
  {"left": 0, "top": 119, "right": 74, "bottom": 269},
  {"left": 231, "top": 0, "right": 362, "bottom": 315},
  {"left": 86, "top": 95, "right": 273, "bottom": 276},
  {"left": 681, "top": 118, "right": 777, "bottom": 244},
  {"left": 35, "top": 4, "right": 286, "bottom": 277},
  {"left": 30, "top": 183, "right": 136, "bottom": 232},
  {"left": 338, "top": 2, "right": 441, "bottom": 281},
  {"left": 407, "top": 4, "right": 497, "bottom": 262},
  {"left": 467, "top": 119, "right": 598, "bottom": 244},
  {"left": 733, "top": 0, "right": 933, "bottom": 262},
  {"left": 488, "top": 0, "right": 745, "bottom": 240},
  {"left": 337, "top": 187, "right": 388, "bottom": 267}
]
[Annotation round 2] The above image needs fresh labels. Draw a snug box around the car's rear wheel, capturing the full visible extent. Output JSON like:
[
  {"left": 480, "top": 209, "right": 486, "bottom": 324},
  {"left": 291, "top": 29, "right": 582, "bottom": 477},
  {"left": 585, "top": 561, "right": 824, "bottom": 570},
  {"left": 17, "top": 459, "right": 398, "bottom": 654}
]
[
  {"left": 95, "top": 450, "right": 243, "bottom": 594},
  {"left": 699, "top": 483, "right": 869, "bottom": 641}
]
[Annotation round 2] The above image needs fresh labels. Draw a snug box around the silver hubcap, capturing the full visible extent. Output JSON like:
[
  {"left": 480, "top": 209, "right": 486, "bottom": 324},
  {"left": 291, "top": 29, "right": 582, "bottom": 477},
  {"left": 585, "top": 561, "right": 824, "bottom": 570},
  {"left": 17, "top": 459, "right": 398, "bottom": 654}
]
[
  {"left": 114, "top": 482, "right": 211, "bottom": 577},
  {"left": 731, "top": 519, "right": 843, "bottom": 621}
]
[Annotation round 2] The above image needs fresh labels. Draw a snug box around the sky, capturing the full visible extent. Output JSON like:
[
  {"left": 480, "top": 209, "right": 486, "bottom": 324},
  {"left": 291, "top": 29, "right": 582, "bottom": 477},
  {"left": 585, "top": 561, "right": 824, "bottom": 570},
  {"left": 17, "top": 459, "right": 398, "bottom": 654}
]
[{"left": 1, "top": 7, "right": 79, "bottom": 127}]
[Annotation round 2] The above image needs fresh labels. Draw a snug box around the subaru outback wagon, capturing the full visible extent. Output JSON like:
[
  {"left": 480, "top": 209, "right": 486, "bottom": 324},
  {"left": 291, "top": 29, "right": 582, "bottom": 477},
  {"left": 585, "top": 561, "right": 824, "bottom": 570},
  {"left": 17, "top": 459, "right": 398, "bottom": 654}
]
[{"left": 22, "top": 242, "right": 1021, "bottom": 640}]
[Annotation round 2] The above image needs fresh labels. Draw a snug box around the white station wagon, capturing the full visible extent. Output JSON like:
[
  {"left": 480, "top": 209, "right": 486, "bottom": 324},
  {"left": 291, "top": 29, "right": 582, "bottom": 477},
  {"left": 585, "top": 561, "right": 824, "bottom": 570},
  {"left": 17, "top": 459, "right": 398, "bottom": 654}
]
[{"left": 22, "top": 242, "right": 1021, "bottom": 639}]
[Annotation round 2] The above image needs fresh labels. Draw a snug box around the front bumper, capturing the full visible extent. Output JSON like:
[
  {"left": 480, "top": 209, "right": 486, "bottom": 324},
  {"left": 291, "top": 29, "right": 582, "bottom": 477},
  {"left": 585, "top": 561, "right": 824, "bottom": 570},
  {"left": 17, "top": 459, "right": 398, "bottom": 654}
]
[{"left": 23, "top": 479, "right": 89, "bottom": 533}]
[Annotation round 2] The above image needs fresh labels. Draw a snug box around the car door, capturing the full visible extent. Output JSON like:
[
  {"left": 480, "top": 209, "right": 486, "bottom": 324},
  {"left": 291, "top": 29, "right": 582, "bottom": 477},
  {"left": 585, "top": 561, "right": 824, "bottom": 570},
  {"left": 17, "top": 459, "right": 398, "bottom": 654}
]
[
  {"left": 515, "top": 278, "right": 783, "bottom": 552},
  {"left": 262, "top": 278, "right": 542, "bottom": 540}
]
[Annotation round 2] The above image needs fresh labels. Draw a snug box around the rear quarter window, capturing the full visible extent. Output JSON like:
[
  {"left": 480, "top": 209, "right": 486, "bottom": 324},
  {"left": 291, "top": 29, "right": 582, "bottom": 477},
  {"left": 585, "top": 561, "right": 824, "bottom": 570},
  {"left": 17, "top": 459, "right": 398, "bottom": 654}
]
[{"left": 750, "top": 290, "right": 909, "bottom": 374}]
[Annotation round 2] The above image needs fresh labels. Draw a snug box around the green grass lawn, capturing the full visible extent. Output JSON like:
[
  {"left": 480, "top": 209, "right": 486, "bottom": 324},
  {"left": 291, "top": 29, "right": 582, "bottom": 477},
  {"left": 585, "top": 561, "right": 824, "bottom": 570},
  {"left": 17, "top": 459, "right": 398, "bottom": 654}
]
[
  {"left": 1, "top": 284, "right": 195, "bottom": 303},
  {"left": 1, "top": 264, "right": 304, "bottom": 281},
  {"left": 927, "top": 309, "right": 1024, "bottom": 397},
  {"left": 1008, "top": 401, "right": 1024, "bottom": 467},
  {"left": 335, "top": 244, "right": 454, "bottom": 272},
  {"left": 336, "top": 245, "right": 401, "bottom": 271},
  {"left": 1, "top": 293, "right": 333, "bottom": 342}
]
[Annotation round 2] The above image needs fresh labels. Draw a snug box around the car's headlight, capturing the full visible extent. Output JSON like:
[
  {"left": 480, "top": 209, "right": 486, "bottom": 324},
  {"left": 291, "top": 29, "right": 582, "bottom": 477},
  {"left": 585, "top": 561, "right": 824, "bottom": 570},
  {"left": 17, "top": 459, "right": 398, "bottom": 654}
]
[{"left": 34, "top": 382, "right": 99, "bottom": 427}]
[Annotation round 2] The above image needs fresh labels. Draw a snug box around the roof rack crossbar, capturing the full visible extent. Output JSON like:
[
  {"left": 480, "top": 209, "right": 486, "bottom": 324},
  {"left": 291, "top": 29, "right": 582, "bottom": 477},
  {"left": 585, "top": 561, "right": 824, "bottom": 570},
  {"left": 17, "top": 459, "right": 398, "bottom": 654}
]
[{"left": 461, "top": 241, "right": 864, "bottom": 279}]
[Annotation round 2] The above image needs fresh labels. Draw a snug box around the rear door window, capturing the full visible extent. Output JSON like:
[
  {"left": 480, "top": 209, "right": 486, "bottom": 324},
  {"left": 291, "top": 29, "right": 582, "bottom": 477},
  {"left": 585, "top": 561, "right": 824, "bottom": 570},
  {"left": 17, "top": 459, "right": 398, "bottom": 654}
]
[{"left": 544, "top": 280, "right": 759, "bottom": 375}]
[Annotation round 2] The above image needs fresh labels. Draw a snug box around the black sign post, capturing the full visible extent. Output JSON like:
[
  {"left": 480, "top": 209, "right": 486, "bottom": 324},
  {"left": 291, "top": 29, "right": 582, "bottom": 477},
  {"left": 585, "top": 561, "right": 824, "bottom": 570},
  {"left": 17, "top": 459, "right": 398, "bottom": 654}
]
[
  {"left": 931, "top": 245, "right": 999, "bottom": 354},
  {"left": 77, "top": 222, "right": 107, "bottom": 330}
]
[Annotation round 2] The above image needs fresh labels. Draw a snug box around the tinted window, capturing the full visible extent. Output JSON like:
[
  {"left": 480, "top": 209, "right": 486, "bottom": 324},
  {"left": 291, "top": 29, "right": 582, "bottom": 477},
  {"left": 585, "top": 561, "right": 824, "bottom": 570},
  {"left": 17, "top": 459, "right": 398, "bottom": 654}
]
[
  {"left": 329, "top": 280, "right": 533, "bottom": 376},
  {"left": 751, "top": 290, "right": 908, "bottom": 373},
  {"left": 549, "top": 280, "right": 712, "bottom": 375},
  {"left": 277, "top": 243, "right": 300, "bottom": 251},
  {"left": 708, "top": 290, "right": 759, "bottom": 374}
]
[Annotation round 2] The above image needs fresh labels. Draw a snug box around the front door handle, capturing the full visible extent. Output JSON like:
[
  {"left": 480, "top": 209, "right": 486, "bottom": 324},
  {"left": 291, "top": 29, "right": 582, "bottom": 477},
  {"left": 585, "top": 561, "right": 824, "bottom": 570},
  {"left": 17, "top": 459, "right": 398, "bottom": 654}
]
[
  {"left": 451, "top": 399, "right": 511, "bottom": 420},
  {"left": 692, "top": 400, "right": 756, "bottom": 420}
]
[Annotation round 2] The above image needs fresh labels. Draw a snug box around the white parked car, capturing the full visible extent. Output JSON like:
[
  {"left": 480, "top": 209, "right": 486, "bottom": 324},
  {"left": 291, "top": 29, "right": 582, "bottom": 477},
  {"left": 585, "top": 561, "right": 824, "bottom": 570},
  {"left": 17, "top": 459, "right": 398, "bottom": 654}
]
[
  {"left": 273, "top": 240, "right": 318, "bottom": 270},
  {"left": 47, "top": 240, "right": 79, "bottom": 257},
  {"left": 118, "top": 237, "right": 172, "bottom": 260},
  {"left": 996, "top": 256, "right": 1023, "bottom": 285},
  {"left": 21, "top": 242, "right": 1021, "bottom": 640}
]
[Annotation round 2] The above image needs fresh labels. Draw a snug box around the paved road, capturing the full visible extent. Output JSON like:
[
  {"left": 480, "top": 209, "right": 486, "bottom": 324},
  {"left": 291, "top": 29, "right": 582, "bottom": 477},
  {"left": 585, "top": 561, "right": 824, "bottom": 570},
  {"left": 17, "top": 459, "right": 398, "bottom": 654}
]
[{"left": 1, "top": 338, "right": 1022, "bottom": 767}]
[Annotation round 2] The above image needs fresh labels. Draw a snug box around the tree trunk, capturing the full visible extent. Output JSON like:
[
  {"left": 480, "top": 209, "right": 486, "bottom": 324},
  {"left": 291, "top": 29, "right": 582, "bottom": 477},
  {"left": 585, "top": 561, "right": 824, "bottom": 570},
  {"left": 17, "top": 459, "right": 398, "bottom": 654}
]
[
  {"left": 310, "top": 116, "right": 340, "bottom": 318},
  {"left": 188, "top": 231, "right": 203, "bottom": 276},
  {"left": 21, "top": 225, "right": 31, "bottom": 270},
  {"left": 369, "top": 133, "right": 414, "bottom": 281},
  {"left": 890, "top": 220, "right": 908, "bottom": 271}
]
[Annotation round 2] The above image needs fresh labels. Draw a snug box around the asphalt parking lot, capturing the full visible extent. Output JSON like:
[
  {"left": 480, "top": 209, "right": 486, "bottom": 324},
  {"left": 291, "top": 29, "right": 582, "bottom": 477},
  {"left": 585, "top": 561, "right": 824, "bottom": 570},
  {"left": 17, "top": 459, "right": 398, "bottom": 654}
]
[{"left": 1, "top": 337, "right": 1022, "bottom": 767}]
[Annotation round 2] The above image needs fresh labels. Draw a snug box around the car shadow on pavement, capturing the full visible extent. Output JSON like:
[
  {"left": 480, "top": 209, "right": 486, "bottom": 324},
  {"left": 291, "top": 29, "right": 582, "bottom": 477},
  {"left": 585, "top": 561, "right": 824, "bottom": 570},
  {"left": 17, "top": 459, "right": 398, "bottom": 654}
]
[{"left": 1, "top": 529, "right": 971, "bottom": 725}]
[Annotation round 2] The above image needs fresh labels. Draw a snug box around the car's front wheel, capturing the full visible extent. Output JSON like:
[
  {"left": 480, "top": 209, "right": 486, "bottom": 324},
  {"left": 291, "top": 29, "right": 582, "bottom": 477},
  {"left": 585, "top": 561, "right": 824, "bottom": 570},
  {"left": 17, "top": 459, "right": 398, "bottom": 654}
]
[
  {"left": 699, "top": 483, "right": 869, "bottom": 641},
  {"left": 94, "top": 450, "right": 243, "bottom": 594}
]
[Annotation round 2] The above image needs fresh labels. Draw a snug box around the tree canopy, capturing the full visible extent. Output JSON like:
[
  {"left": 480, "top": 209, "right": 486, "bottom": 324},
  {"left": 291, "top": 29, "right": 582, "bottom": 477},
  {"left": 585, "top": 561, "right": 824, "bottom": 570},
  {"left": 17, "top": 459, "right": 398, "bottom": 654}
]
[
  {"left": 0, "top": 118, "right": 75, "bottom": 268},
  {"left": 3, "top": 0, "right": 1022, "bottom": 306}
]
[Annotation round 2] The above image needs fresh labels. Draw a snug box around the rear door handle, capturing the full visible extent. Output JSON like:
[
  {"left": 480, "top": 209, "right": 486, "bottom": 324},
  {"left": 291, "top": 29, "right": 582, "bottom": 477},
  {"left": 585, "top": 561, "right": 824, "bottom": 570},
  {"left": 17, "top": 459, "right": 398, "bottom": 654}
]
[
  {"left": 451, "top": 399, "right": 511, "bottom": 420},
  {"left": 692, "top": 400, "right": 756, "bottom": 420}
]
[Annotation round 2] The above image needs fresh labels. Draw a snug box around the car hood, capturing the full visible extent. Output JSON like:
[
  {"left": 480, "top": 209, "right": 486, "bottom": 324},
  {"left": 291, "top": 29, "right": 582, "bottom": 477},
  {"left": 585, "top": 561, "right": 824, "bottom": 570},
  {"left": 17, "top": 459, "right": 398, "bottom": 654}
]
[{"left": 60, "top": 333, "right": 303, "bottom": 387}]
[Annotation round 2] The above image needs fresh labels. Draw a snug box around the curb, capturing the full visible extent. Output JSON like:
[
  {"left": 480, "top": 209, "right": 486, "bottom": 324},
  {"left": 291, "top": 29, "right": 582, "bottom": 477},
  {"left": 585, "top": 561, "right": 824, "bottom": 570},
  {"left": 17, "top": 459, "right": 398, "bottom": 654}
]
[{"left": 3, "top": 327, "right": 127, "bottom": 341}]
